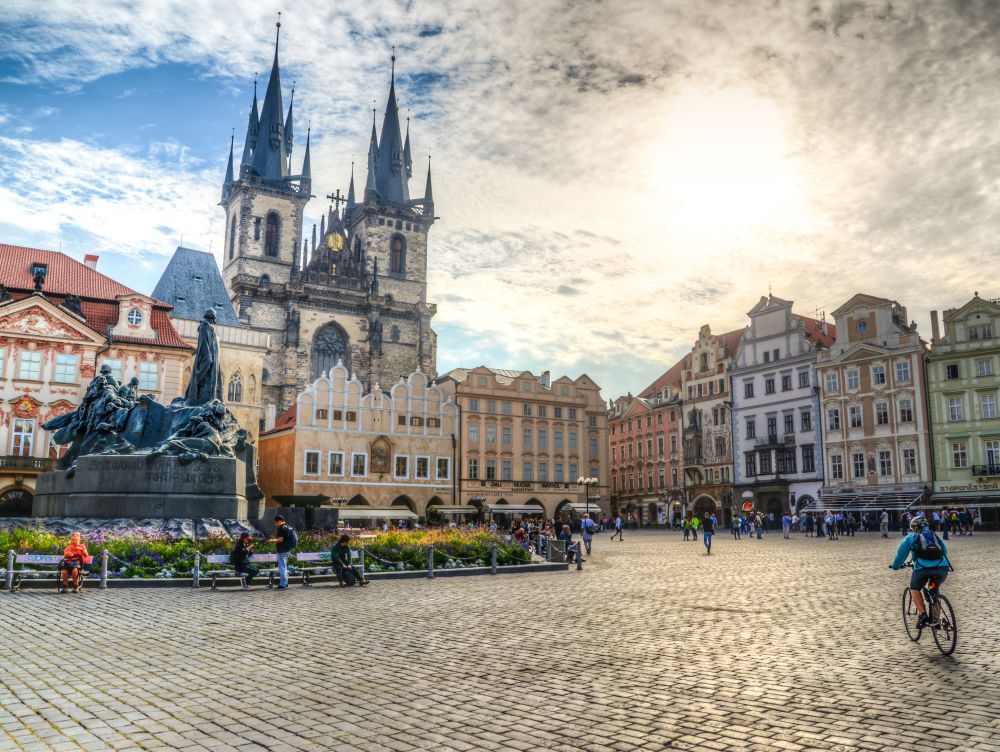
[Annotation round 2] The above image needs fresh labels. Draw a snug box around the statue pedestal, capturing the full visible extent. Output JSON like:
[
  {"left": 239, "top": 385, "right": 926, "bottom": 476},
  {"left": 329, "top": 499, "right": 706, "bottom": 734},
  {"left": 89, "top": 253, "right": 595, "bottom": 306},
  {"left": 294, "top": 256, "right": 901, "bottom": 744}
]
[{"left": 33, "top": 455, "right": 248, "bottom": 520}]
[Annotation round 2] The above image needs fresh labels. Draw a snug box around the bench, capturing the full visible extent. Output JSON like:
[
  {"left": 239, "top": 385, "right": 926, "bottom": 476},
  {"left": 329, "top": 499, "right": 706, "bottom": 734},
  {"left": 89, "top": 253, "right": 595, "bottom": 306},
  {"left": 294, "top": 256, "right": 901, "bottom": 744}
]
[
  {"left": 297, "top": 550, "right": 362, "bottom": 586},
  {"left": 201, "top": 553, "right": 279, "bottom": 590},
  {"left": 6, "top": 553, "right": 94, "bottom": 592}
]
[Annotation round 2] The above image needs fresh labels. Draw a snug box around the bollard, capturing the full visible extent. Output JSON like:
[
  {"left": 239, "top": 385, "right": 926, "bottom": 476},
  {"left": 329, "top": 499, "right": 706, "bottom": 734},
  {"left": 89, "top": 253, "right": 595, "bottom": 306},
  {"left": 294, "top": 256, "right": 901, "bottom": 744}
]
[
  {"left": 192, "top": 551, "right": 201, "bottom": 589},
  {"left": 358, "top": 547, "right": 365, "bottom": 581},
  {"left": 535, "top": 535, "right": 542, "bottom": 556},
  {"left": 5, "top": 550, "right": 13, "bottom": 592},
  {"left": 576, "top": 543, "right": 583, "bottom": 571},
  {"left": 99, "top": 549, "right": 109, "bottom": 590},
  {"left": 490, "top": 544, "right": 498, "bottom": 575},
  {"left": 545, "top": 537, "right": 552, "bottom": 562},
  {"left": 427, "top": 545, "right": 435, "bottom": 579}
]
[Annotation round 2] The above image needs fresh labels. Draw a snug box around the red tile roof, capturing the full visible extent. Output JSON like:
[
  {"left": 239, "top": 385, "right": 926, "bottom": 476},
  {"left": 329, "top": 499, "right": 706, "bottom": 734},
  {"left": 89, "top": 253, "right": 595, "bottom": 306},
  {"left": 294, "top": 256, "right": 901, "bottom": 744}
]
[
  {"left": 639, "top": 357, "right": 685, "bottom": 398},
  {"left": 262, "top": 405, "right": 297, "bottom": 435},
  {"left": 796, "top": 315, "right": 836, "bottom": 348}
]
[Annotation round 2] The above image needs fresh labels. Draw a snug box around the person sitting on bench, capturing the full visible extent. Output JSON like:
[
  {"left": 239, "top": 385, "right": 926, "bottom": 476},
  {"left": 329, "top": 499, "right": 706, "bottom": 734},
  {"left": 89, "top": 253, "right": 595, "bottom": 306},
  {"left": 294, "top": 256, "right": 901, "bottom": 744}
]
[
  {"left": 331, "top": 534, "right": 369, "bottom": 587},
  {"left": 557, "top": 524, "right": 582, "bottom": 563},
  {"left": 229, "top": 533, "right": 258, "bottom": 589},
  {"left": 59, "top": 532, "right": 90, "bottom": 593}
]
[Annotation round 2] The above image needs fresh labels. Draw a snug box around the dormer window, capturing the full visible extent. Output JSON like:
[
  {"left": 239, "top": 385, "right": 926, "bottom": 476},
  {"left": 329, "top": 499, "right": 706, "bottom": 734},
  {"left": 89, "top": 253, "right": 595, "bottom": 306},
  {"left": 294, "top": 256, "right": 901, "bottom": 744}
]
[
  {"left": 30, "top": 263, "right": 47, "bottom": 277},
  {"left": 126, "top": 309, "right": 143, "bottom": 326}
]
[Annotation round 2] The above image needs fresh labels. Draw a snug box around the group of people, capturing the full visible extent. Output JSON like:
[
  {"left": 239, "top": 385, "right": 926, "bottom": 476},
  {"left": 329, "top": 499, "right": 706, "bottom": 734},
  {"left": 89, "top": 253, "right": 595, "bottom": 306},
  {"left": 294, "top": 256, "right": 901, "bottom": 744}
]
[{"left": 508, "top": 516, "right": 600, "bottom": 563}]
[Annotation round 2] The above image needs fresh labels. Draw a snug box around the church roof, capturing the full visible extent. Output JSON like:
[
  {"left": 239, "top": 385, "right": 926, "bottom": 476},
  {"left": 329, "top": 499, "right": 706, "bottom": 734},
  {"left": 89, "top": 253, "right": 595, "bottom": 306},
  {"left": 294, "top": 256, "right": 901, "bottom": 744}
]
[{"left": 151, "top": 247, "right": 241, "bottom": 326}]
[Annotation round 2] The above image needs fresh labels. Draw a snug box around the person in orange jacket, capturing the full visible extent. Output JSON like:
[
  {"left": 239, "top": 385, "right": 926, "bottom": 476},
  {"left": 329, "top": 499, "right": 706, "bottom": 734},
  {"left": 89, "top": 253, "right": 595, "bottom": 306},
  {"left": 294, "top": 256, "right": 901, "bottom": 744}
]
[{"left": 59, "top": 532, "right": 90, "bottom": 593}]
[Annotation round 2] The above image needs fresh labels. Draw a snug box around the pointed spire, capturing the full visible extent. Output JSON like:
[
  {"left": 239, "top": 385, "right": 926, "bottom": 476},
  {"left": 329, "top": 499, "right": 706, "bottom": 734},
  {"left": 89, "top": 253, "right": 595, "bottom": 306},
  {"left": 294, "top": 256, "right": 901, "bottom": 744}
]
[
  {"left": 251, "top": 16, "right": 289, "bottom": 179},
  {"left": 327, "top": 203, "right": 336, "bottom": 230},
  {"left": 285, "top": 81, "right": 295, "bottom": 159},
  {"left": 222, "top": 129, "right": 234, "bottom": 201},
  {"left": 301, "top": 238, "right": 308, "bottom": 271},
  {"left": 424, "top": 154, "right": 434, "bottom": 207},
  {"left": 301, "top": 125, "right": 311, "bottom": 180},
  {"left": 311, "top": 223, "right": 317, "bottom": 253},
  {"left": 365, "top": 108, "right": 378, "bottom": 197},
  {"left": 241, "top": 75, "right": 259, "bottom": 167},
  {"left": 346, "top": 161, "right": 356, "bottom": 207},
  {"left": 374, "top": 48, "right": 409, "bottom": 203},
  {"left": 319, "top": 214, "right": 326, "bottom": 246},
  {"left": 403, "top": 115, "right": 413, "bottom": 179}
]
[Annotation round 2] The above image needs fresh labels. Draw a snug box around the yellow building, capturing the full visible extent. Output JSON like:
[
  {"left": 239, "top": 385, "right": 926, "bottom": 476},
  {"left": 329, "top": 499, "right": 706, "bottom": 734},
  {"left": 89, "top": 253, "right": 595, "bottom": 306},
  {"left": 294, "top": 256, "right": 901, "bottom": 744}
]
[
  {"left": 257, "top": 363, "right": 458, "bottom": 523},
  {"left": 436, "top": 366, "right": 609, "bottom": 520}
]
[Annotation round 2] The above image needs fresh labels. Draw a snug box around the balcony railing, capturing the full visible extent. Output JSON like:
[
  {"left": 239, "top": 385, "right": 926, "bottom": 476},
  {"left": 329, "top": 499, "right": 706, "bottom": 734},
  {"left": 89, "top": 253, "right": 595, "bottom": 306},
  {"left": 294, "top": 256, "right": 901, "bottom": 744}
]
[
  {"left": 972, "top": 464, "right": 1000, "bottom": 477},
  {"left": 0, "top": 456, "right": 59, "bottom": 472}
]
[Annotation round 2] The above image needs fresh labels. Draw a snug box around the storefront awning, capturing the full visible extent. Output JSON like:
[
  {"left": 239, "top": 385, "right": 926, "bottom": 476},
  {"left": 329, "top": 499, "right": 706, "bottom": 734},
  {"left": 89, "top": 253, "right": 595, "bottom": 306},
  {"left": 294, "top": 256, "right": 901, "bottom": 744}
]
[
  {"left": 487, "top": 504, "right": 545, "bottom": 514},
  {"left": 567, "top": 503, "right": 599, "bottom": 515},
  {"left": 337, "top": 508, "right": 418, "bottom": 520},
  {"left": 429, "top": 505, "right": 478, "bottom": 514}
]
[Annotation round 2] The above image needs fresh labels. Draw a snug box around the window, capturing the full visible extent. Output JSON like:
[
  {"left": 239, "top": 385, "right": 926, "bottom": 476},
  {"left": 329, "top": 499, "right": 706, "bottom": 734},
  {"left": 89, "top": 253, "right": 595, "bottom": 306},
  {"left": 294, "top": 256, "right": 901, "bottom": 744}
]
[
  {"left": 486, "top": 425, "right": 497, "bottom": 444},
  {"left": 872, "top": 365, "right": 886, "bottom": 386},
  {"left": 766, "top": 416, "right": 777, "bottom": 439},
  {"left": 763, "top": 351, "right": 770, "bottom": 363},
  {"left": 487, "top": 400, "right": 496, "bottom": 413},
  {"left": 522, "top": 461, "right": 533, "bottom": 481},
  {"left": 759, "top": 451, "right": 772, "bottom": 475},
  {"left": 899, "top": 399, "right": 914, "bottom": 423},
  {"left": 569, "top": 431, "right": 578, "bottom": 450},
  {"left": 389, "top": 235, "right": 406, "bottom": 274},
  {"left": 875, "top": 402, "right": 889, "bottom": 426},
  {"left": 398, "top": 414, "right": 407, "bottom": 426},
  {"left": 781, "top": 374, "right": 792, "bottom": 392},
  {"left": 783, "top": 414, "right": 794, "bottom": 434},
  {"left": 568, "top": 408, "right": 577, "bottom": 420},
  {"left": 744, "top": 381, "right": 754, "bottom": 398},
  {"left": 502, "top": 460, "right": 512, "bottom": 481},
  {"left": 657, "top": 436, "right": 664, "bottom": 455},
  {"left": 351, "top": 453, "right": 368, "bottom": 477},
  {"left": 825, "top": 372, "right": 839, "bottom": 392},
  {"left": 657, "top": 413, "right": 663, "bottom": 425},
  {"left": 714, "top": 437, "right": 727, "bottom": 457},
  {"left": 895, "top": 361, "right": 911, "bottom": 382},
  {"left": 945, "top": 364, "right": 960, "bottom": 380},
  {"left": 986, "top": 440, "right": 1000, "bottom": 468},
  {"left": 264, "top": 212, "right": 280, "bottom": 256},
  {"left": 229, "top": 217, "right": 237, "bottom": 259},
  {"left": 800, "top": 409, "right": 812, "bottom": 431},
  {"left": 764, "top": 377, "right": 775, "bottom": 395},
  {"left": 486, "top": 459, "right": 497, "bottom": 480},
  {"left": 536, "top": 428, "right": 547, "bottom": 449},
  {"left": 982, "top": 393, "right": 997, "bottom": 419},
  {"left": 802, "top": 445, "right": 815, "bottom": 473},
  {"left": 468, "top": 424, "right": 480, "bottom": 444},
  {"left": 502, "top": 401, "right": 512, "bottom": 415},
  {"left": 978, "top": 359, "right": 993, "bottom": 377},
  {"left": 745, "top": 453, "right": 757, "bottom": 477},
  {"left": 522, "top": 404, "right": 532, "bottom": 417},
  {"left": 138, "top": 361, "right": 158, "bottom": 391},
  {"left": 985, "top": 324, "right": 994, "bottom": 339},
  {"left": 391, "top": 326, "right": 399, "bottom": 342},
  {"left": 225, "top": 373, "right": 242, "bottom": 402},
  {"left": 745, "top": 417, "right": 756, "bottom": 439},
  {"left": 824, "top": 409, "right": 838, "bottom": 434},
  {"left": 427, "top": 416, "right": 440, "bottom": 429},
  {"left": 254, "top": 217, "right": 261, "bottom": 240},
  {"left": 415, "top": 457, "right": 430, "bottom": 480},
  {"left": 11, "top": 418, "right": 33, "bottom": 456},
  {"left": 849, "top": 406, "right": 862, "bottom": 428},
  {"left": 304, "top": 451, "right": 320, "bottom": 475},
  {"left": 589, "top": 415, "right": 598, "bottom": 428},
  {"left": 502, "top": 426, "right": 512, "bottom": 445},
  {"left": 538, "top": 462, "right": 548, "bottom": 482},
  {"left": 538, "top": 406, "right": 547, "bottom": 418},
  {"left": 772, "top": 348, "right": 779, "bottom": 361},
  {"left": 18, "top": 351, "right": 41, "bottom": 380},
  {"left": 468, "top": 458, "right": 479, "bottom": 479},
  {"left": 831, "top": 454, "right": 844, "bottom": 480},
  {"left": 553, "top": 407, "right": 563, "bottom": 419},
  {"left": 328, "top": 452, "right": 344, "bottom": 476},
  {"left": 395, "top": 455, "right": 409, "bottom": 478},
  {"left": 970, "top": 326, "right": 979, "bottom": 340},
  {"left": 344, "top": 411, "right": 356, "bottom": 423},
  {"left": 469, "top": 398, "right": 479, "bottom": 411},
  {"left": 878, "top": 450, "right": 892, "bottom": 476},
  {"left": 521, "top": 381, "right": 531, "bottom": 392},
  {"left": 590, "top": 437, "right": 599, "bottom": 456},
  {"left": 846, "top": 370, "right": 860, "bottom": 390},
  {"left": 776, "top": 448, "right": 796, "bottom": 474},
  {"left": 902, "top": 448, "right": 917, "bottom": 476},
  {"left": 53, "top": 354, "right": 78, "bottom": 383},
  {"left": 522, "top": 427, "right": 532, "bottom": 447},
  {"left": 852, "top": 452, "right": 866, "bottom": 478},
  {"left": 948, "top": 398, "right": 964, "bottom": 422},
  {"left": 553, "top": 430, "right": 563, "bottom": 449},
  {"left": 798, "top": 370, "right": 810, "bottom": 388},
  {"left": 311, "top": 323, "right": 349, "bottom": 381},
  {"left": 569, "top": 463, "right": 578, "bottom": 481},
  {"left": 952, "top": 442, "right": 968, "bottom": 469}
]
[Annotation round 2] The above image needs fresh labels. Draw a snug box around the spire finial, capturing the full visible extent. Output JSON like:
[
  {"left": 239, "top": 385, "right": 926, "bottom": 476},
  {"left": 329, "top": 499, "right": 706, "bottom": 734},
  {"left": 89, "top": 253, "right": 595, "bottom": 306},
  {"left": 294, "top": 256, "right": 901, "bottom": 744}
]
[
  {"left": 391, "top": 46, "right": 396, "bottom": 80},
  {"left": 253, "top": 73, "right": 258, "bottom": 96},
  {"left": 275, "top": 12, "right": 281, "bottom": 50}
]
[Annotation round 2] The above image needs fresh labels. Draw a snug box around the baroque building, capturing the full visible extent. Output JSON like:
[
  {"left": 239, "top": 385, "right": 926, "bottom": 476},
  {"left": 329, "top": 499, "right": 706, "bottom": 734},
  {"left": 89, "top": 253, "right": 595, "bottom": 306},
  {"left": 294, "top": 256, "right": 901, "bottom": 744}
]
[
  {"left": 730, "top": 295, "right": 834, "bottom": 522},
  {"left": 220, "top": 25, "right": 437, "bottom": 411}
]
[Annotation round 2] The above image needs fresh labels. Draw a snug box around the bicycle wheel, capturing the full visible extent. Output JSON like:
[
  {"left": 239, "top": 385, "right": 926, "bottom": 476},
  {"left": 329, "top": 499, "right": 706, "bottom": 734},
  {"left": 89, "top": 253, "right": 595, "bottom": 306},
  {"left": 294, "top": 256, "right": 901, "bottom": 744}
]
[
  {"left": 931, "top": 594, "right": 958, "bottom": 656},
  {"left": 902, "top": 588, "right": 922, "bottom": 641}
]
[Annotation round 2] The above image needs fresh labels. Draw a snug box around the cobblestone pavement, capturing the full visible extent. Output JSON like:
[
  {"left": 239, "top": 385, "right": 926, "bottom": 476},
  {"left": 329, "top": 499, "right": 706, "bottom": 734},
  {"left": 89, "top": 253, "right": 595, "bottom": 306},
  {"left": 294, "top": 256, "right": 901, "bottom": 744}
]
[{"left": 2, "top": 531, "right": 1000, "bottom": 752}]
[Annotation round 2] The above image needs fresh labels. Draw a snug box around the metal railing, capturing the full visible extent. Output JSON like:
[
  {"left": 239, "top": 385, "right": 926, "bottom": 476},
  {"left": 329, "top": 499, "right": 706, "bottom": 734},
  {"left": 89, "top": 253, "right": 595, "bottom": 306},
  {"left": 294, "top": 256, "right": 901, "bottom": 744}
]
[{"left": 971, "top": 465, "right": 1000, "bottom": 477}]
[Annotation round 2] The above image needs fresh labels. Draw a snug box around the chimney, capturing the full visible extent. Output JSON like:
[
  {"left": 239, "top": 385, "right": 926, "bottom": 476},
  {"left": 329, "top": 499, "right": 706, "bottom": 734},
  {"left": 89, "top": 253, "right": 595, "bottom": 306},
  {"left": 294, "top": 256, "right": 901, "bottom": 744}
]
[
  {"left": 930, "top": 310, "right": 940, "bottom": 342},
  {"left": 539, "top": 370, "right": 551, "bottom": 389},
  {"left": 265, "top": 404, "right": 277, "bottom": 432},
  {"left": 83, "top": 254, "right": 99, "bottom": 270}
]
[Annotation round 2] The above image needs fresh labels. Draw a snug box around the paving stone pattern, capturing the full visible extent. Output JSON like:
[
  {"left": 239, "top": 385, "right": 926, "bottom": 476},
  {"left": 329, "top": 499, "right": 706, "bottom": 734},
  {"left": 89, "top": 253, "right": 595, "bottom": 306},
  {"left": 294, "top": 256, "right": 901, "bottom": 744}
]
[{"left": 2, "top": 531, "right": 999, "bottom": 752}]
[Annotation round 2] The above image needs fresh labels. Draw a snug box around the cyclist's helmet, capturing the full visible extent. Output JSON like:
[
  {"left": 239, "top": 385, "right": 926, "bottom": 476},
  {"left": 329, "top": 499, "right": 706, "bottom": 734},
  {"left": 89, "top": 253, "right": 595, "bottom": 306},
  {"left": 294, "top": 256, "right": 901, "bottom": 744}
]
[{"left": 909, "top": 515, "right": 929, "bottom": 531}]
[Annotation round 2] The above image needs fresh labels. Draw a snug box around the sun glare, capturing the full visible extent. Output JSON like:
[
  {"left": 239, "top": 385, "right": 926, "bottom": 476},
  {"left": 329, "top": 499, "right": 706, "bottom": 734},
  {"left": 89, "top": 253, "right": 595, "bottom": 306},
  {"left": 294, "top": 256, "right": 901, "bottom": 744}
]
[{"left": 652, "top": 87, "right": 804, "bottom": 237}]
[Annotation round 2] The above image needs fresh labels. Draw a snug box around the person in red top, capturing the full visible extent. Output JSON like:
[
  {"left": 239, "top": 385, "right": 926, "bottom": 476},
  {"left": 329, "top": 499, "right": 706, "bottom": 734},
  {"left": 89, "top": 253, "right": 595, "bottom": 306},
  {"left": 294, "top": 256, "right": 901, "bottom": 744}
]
[{"left": 59, "top": 532, "right": 90, "bottom": 593}]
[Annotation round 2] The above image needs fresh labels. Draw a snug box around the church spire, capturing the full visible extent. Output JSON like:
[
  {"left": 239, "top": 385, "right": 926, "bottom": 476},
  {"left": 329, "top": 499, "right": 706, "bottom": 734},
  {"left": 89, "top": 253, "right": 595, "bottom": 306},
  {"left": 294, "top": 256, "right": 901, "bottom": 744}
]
[
  {"left": 403, "top": 115, "right": 413, "bottom": 179},
  {"left": 301, "top": 125, "right": 311, "bottom": 180},
  {"left": 240, "top": 75, "right": 259, "bottom": 167},
  {"left": 284, "top": 81, "right": 295, "bottom": 160},
  {"left": 373, "top": 49, "right": 409, "bottom": 203},
  {"left": 250, "top": 17, "right": 289, "bottom": 180},
  {"left": 222, "top": 129, "right": 234, "bottom": 202},
  {"left": 424, "top": 154, "right": 433, "bottom": 207},
  {"left": 346, "top": 161, "right": 356, "bottom": 207},
  {"left": 364, "top": 107, "right": 378, "bottom": 198}
]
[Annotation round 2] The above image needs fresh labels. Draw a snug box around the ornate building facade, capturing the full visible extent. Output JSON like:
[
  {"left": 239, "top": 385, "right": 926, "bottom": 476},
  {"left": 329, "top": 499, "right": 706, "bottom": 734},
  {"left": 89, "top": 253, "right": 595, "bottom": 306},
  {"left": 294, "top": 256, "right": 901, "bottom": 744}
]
[{"left": 220, "top": 26, "right": 437, "bottom": 411}]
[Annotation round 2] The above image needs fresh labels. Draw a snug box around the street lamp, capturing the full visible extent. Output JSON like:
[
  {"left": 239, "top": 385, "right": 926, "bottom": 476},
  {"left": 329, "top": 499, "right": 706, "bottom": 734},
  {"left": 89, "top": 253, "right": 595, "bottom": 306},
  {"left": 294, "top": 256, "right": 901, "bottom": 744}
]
[{"left": 577, "top": 476, "right": 598, "bottom": 520}]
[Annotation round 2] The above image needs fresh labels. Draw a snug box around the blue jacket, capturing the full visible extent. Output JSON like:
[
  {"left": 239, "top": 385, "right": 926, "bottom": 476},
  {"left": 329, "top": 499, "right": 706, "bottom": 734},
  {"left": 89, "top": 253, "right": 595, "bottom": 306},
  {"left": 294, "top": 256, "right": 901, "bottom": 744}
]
[{"left": 892, "top": 531, "right": 951, "bottom": 571}]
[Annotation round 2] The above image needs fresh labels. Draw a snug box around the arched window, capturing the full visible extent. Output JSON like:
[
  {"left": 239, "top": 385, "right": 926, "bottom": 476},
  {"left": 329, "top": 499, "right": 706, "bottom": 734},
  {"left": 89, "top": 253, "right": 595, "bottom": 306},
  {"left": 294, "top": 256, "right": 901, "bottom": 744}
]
[
  {"left": 229, "top": 217, "right": 237, "bottom": 260},
  {"left": 264, "top": 212, "right": 280, "bottom": 257},
  {"left": 390, "top": 234, "right": 405, "bottom": 275},
  {"left": 228, "top": 373, "right": 243, "bottom": 402},
  {"left": 391, "top": 325, "right": 400, "bottom": 342},
  {"left": 311, "top": 323, "right": 349, "bottom": 380},
  {"left": 259, "top": 274, "right": 270, "bottom": 287}
]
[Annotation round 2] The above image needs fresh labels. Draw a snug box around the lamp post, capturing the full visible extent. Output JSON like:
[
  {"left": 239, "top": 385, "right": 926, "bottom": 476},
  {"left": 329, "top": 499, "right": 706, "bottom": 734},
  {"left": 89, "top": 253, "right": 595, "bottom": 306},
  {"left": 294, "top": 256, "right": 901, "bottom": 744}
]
[{"left": 577, "top": 476, "right": 598, "bottom": 521}]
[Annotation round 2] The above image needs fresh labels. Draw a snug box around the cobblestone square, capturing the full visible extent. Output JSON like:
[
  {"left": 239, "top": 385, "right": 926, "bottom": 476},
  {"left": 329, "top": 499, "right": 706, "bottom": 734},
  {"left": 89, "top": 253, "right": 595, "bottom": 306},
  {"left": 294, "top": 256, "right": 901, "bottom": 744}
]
[{"left": 2, "top": 531, "right": 999, "bottom": 752}]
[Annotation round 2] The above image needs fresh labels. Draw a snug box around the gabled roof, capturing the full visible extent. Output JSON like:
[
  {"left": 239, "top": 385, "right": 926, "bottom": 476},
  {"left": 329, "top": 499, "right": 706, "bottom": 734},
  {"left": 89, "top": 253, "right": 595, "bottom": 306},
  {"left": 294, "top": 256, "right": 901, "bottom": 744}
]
[
  {"left": 151, "top": 247, "right": 241, "bottom": 326},
  {"left": 942, "top": 294, "right": 1000, "bottom": 323},
  {"left": 718, "top": 327, "right": 745, "bottom": 356},
  {"left": 264, "top": 405, "right": 297, "bottom": 434},
  {"left": 831, "top": 292, "right": 893, "bottom": 317},
  {"left": 639, "top": 357, "right": 685, "bottom": 399},
  {"left": 795, "top": 315, "right": 836, "bottom": 348}
]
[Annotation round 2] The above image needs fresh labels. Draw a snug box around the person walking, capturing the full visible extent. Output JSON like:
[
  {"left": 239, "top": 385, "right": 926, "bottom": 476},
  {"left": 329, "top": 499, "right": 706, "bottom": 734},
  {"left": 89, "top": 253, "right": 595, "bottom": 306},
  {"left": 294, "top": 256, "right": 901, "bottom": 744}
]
[
  {"left": 682, "top": 517, "right": 691, "bottom": 541},
  {"left": 702, "top": 513, "right": 716, "bottom": 555},
  {"left": 691, "top": 514, "right": 701, "bottom": 542},
  {"left": 731, "top": 515, "right": 741, "bottom": 540},
  {"left": 880, "top": 510, "right": 889, "bottom": 538},
  {"left": 755, "top": 513, "right": 764, "bottom": 540},
  {"left": 268, "top": 514, "right": 297, "bottom": 590},
  {"left": 610, "top": 514, "right": 624, "bottom": 542},
  {"left": 581, "top": 515, "right": 596, "bottom": 555},
  {"left": 781, "top": 513, "right": 791, "bottom": 539}
]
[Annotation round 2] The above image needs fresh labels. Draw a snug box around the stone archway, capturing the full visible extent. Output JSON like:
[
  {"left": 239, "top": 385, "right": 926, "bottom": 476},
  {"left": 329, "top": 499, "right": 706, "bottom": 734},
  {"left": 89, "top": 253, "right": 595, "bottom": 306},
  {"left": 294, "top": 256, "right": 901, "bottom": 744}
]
[
  {"left": 391, "top": 495, "right": 416, "bottom": 513},
  {"left": 693, "top": 495, "right": 717, "bottom": 519},
  {"left": 348, "top": 494, "right": 369, "bottom": 506},
  {"left": 0, "top": 486, "right": 32, "bottom": 517}
]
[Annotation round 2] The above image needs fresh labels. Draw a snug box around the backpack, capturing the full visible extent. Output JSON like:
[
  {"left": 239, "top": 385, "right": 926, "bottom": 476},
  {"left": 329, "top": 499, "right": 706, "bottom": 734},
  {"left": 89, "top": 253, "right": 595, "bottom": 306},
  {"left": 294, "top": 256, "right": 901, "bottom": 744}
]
[
  {"left": 284, "top": 526, "right": 298, "bottom": 550},
  {"left": 913, "top": 530, "right": 944, "bottom": 561}
]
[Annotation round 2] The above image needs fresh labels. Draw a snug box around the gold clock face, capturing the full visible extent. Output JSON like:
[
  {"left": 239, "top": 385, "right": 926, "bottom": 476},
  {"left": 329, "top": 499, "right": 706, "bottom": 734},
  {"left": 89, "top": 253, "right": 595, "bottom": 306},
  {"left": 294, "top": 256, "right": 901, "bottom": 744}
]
[{"left": 326, "top": 231, "right": 344, "bottom": 251}]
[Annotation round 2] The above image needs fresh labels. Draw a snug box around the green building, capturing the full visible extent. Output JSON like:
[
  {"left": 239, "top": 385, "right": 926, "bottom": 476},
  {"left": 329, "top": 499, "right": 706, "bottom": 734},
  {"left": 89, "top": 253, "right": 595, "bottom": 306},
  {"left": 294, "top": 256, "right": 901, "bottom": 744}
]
[{"left": 927, "top": 294, "right": 1000, "bottom": 526}]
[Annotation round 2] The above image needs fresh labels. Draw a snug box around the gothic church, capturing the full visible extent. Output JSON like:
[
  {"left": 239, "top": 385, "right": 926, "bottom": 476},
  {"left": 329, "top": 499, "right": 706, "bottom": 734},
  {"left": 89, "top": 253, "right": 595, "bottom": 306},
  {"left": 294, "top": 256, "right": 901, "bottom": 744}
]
[{"left": 220, "top": 23, "right": 437, "bottom": 410}]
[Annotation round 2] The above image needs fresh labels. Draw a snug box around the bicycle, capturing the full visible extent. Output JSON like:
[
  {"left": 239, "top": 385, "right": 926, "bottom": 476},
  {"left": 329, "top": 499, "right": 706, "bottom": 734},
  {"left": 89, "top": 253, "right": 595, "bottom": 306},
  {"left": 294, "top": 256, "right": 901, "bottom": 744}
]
[{"left": 897, "top": 562, "right": 957, "bottom": 656}]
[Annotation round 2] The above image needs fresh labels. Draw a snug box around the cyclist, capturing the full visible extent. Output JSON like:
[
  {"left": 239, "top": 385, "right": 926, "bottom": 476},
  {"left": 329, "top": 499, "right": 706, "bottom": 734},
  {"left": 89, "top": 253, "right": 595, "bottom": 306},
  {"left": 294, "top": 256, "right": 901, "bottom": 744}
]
[{"left": 890, "top": 515, "right": 952, "bottom": 628}]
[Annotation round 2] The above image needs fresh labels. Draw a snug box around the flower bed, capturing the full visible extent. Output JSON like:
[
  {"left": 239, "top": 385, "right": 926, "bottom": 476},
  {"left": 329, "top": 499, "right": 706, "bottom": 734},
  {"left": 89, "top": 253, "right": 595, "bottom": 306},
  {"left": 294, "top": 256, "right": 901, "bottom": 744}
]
[{"left": 0, "top": 528, "right": 531, "bottom": 579}]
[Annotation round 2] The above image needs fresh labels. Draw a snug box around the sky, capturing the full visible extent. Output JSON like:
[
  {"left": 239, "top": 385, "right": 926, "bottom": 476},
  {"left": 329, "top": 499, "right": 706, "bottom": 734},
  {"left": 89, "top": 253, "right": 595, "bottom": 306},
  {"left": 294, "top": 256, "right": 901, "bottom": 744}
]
[{"left": 1, "top": 0, "right": 999, "bottom": 401}]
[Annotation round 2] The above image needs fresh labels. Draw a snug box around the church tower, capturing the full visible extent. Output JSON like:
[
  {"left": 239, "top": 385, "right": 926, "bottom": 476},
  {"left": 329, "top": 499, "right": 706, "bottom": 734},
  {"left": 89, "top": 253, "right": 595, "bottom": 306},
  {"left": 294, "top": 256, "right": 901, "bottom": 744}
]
[{"left": 221, "top": 29, "right": 437, "bottom": 410}]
